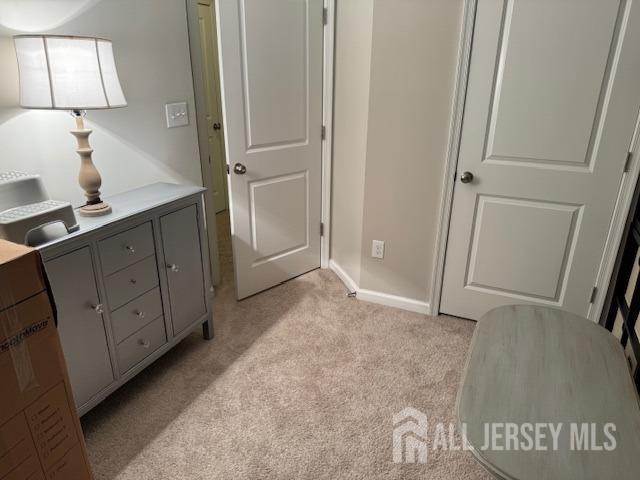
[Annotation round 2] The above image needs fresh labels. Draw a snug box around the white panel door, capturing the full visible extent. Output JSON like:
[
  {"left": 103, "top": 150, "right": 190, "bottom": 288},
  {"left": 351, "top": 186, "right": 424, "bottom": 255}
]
[
  {"left": 441, "top": 0, "right": 640, "bottom": 320},
  {"left": 217, "top": 0, "right": 323, "bottom": 299}
]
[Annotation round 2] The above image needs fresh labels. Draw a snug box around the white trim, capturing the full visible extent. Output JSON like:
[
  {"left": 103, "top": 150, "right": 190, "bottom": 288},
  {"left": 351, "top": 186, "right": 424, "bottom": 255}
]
[
  {"left": 329, "top": 260, "right": 430, "bottom": 315},
  {"left": 589, "top": 111, "right": 640, "bottom": 322},
  {"left": 321, "top": 0, "right": 336, "bottom": 269},
  {"left": 357, "top": 289, "right": 430, "bottom": 315},
  {"left": 428, "top": 0, "right": 477, "bottom": 316},
  {"left": 329, "top": 259, "right": 357, "bottom": 293}
]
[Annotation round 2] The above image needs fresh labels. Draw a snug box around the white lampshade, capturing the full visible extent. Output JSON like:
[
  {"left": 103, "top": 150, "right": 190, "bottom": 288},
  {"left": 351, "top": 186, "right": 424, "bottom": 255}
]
[{"left": 14, "top": 35, "right": 127, "bottom": 110}]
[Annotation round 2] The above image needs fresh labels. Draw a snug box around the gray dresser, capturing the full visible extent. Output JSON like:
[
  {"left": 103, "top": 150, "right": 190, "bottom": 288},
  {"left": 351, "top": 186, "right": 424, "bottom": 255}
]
[{"left": 38, "top": 183, "right": 214, "bottom": 416}]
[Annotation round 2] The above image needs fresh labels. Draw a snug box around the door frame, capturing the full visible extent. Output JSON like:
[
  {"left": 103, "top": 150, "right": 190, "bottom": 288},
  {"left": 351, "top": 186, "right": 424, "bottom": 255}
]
[
  {"left": 186, "top": 0, "right": 221, "bottom": 285},
  {"left": 321, "top": 0, "right": 336, "bottom": 269},
  {"left": 186, "top": 0, "right": 335, "bottom": 278},
  {"left": 429, "top": 0, "right": 640, "bottom": 322},
  {"left": 195, "top": 0, "right": 229, "bottom": 215}
]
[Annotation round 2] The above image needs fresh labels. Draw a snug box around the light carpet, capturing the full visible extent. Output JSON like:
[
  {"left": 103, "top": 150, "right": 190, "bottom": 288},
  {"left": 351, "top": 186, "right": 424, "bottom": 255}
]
[{"left": 81, "top": 211, "right": 491, "bottom": 479}]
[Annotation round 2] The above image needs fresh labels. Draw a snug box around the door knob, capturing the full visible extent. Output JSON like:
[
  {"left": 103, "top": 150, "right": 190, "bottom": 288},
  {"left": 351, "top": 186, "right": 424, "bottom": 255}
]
[
  {"left": 213, "top": 122, "right": 221, "bottom": 130},
  {"left": 233, "top": 163, "right": 247, "bottom": 175},
  {"left": 460, "top": 171, "right": 474, "bottom": 184}
]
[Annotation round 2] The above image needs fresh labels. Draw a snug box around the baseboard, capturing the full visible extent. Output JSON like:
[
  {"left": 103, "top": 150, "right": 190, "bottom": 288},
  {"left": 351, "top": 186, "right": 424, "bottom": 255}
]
[
  {"left": 357, "top": 288, "right": 430, "bottom": 315},
  {"left": 329, "top": 259, "right": 358, "bottom": 293},
  {"left": 329, "top": 259, "right": 430, "bottom": 315}
]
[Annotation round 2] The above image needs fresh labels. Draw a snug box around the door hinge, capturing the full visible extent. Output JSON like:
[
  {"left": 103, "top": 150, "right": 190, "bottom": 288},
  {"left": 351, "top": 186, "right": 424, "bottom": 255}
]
[
  {"left": 624, "top": 151, "right": 633, "bottom": 172},
  {"left": 323, "top": 7, "right": 328, "bottom": 25},
  {"left": 320, "top": 222, "right": 324, "bottom": 236},
  {"left": 589, "top": 286, "right": 598, "bottom": 304},
  {"left": 208, "top": 155, "right": 211, "bottom": 165},
  {"left": 321, "top": 125, "right": 326, "bottom": 140},
  {"left": 226, "top": 164, "right": 229, "bottom": 174}
]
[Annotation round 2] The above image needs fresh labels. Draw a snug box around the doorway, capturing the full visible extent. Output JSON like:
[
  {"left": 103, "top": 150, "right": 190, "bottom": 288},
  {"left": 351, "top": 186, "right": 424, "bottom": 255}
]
[
  {"left": 187, "top": 0, "right": 333, "bottom": 299},
  {"left": 187, "top": 0, "right": 228, "bottom": 288},
  {"left": 438, "top": 0, "right": 640, "bottom": 321},
  {"left": 196, "top": 0, "right": 228, "bottom": 215}
]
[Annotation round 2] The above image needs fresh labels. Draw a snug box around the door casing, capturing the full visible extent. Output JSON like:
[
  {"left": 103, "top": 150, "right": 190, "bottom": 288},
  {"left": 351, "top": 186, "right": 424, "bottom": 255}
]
[{"left": 431, "top": 0, "right": 640, "bottom": 322}]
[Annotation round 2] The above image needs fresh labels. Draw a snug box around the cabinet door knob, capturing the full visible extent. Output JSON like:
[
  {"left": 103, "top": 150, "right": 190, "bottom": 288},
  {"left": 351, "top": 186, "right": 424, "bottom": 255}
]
[
  {"left": 130, "top": 278, "right": 137, "bottom": 285},
  {"left": 168, "top": 264, "right": 180, "bottom": 273},
  {"left": 135, "top": 310, "right": 145, "bottom": 319},
  {"left": 138, "top": 339, "right": 150, "bottom": 348},
  {"left": 125, "top": 245, "right": 135, "bottom": 254},
  {"left": 92, "top": 303, "right": 104, "bottom": 315}
]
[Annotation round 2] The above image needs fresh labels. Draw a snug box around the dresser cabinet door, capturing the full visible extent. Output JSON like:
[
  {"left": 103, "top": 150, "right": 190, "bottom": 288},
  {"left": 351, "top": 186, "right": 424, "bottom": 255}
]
[
  {"left": 160, "top": 205, "right": 207, "bottom": 334},
  {"left": 45, "top": 247, "right": 114, "bottom": 407}
]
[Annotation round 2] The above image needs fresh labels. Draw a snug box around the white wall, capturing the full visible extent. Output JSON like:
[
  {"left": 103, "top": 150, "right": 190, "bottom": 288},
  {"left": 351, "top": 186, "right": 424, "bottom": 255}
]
[
  {"left": 330, "top": 0, "right": 374, "bottom": 285},
  {"left": 0, "top": 0, "right": 202, "bottom": 207},
  {"left": 359, "top": 0, "right": 464, "bottom": 301},
  {"left": 331, "top": 0, "right": 464, "bottom": 307}
]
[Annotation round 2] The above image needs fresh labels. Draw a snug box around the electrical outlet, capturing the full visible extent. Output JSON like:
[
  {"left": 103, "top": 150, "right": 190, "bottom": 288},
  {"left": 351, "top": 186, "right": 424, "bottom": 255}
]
[{"left": 372, "top": 240, "right": 385, "bottom": 259}]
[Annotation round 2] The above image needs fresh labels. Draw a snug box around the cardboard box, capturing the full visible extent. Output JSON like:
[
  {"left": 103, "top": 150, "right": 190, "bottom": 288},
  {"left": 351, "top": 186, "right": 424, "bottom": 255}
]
[{"left": 0, "top": 240, "right": 93, "bottom": 480}]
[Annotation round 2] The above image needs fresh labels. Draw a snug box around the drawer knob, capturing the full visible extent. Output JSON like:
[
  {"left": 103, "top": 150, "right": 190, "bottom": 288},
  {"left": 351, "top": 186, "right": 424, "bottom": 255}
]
[
  {"left": 168, "top": 264, "right": 180, "bottom": 273},
  {"left": 92, "top": 303, "right": 104, "bottom": 315},
  {"left": 135, "top": 310, "right": 145, "bottom": 319},
  {"left": 138, "top": 338, "right": 151, "bottom": 348},
  {"left": 130, "top": 278, "right": 137, "bottom": 285},
  {"left": 125, "top": 245, "right": 136, "bottom": 254}
]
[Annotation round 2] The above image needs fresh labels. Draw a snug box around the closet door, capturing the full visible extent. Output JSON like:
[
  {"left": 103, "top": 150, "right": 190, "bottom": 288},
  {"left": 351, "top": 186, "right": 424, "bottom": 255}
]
[
  {"left": 46, "top": 247, "right": 114, "bottom": 407},
  {"left": 441, "top": 0, "right": 640, "bottom": 320}
]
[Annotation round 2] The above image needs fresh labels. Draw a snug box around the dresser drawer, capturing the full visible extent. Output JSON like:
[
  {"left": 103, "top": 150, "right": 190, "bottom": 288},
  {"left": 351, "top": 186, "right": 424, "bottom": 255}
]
[
  {"left": 99, "top": 222, "right": 156, "bottom": 276},
  {"left": 111, "top": 287, "right": 163, "bottom": 343},
  {"left": 105, "top": 255, "right": 159, "bottom": 309},
  {"left": 116, "top": 316, "right": 167, "bottom": 374}
]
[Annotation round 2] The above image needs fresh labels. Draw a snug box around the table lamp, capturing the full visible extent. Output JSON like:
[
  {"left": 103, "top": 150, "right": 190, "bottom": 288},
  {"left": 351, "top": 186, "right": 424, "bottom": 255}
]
[{"left": 13, "top": 34, "right": 127, "bottom": 217}]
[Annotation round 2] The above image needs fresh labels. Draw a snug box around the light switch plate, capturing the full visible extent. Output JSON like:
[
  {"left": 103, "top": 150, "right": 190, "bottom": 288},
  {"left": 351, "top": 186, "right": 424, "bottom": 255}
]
[{"left": 165, "top": 102, "right": 189, "bottom": 128}]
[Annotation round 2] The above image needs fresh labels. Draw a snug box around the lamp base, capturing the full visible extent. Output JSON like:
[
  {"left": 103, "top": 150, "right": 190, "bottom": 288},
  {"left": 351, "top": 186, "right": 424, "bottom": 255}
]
[
  {"left": 70, "top": 111, "right": 112, "bottom": 218},
  {"left": 78, "top": 201, "right": 112, "bottom": 217}
]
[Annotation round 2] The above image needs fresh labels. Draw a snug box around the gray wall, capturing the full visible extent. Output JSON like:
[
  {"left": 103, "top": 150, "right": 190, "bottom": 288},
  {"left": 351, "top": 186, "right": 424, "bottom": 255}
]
[
  {"left": 0, "top": 0, "right": 202, "bottom": 207},
  {"left": 331, "top": 0, "right": 464, "bottom": 304}
]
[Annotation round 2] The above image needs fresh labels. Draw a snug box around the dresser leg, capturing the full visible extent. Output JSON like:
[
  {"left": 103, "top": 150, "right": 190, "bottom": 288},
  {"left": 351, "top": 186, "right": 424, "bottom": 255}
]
[{"left": 202, "top": 316, "right": 214, "bottom": 340}]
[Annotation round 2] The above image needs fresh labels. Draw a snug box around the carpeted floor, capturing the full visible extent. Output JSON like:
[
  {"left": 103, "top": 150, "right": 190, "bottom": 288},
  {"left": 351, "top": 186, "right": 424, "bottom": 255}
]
[{"left": 81, "top": 211, "right": 491, "bottom": 479}]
